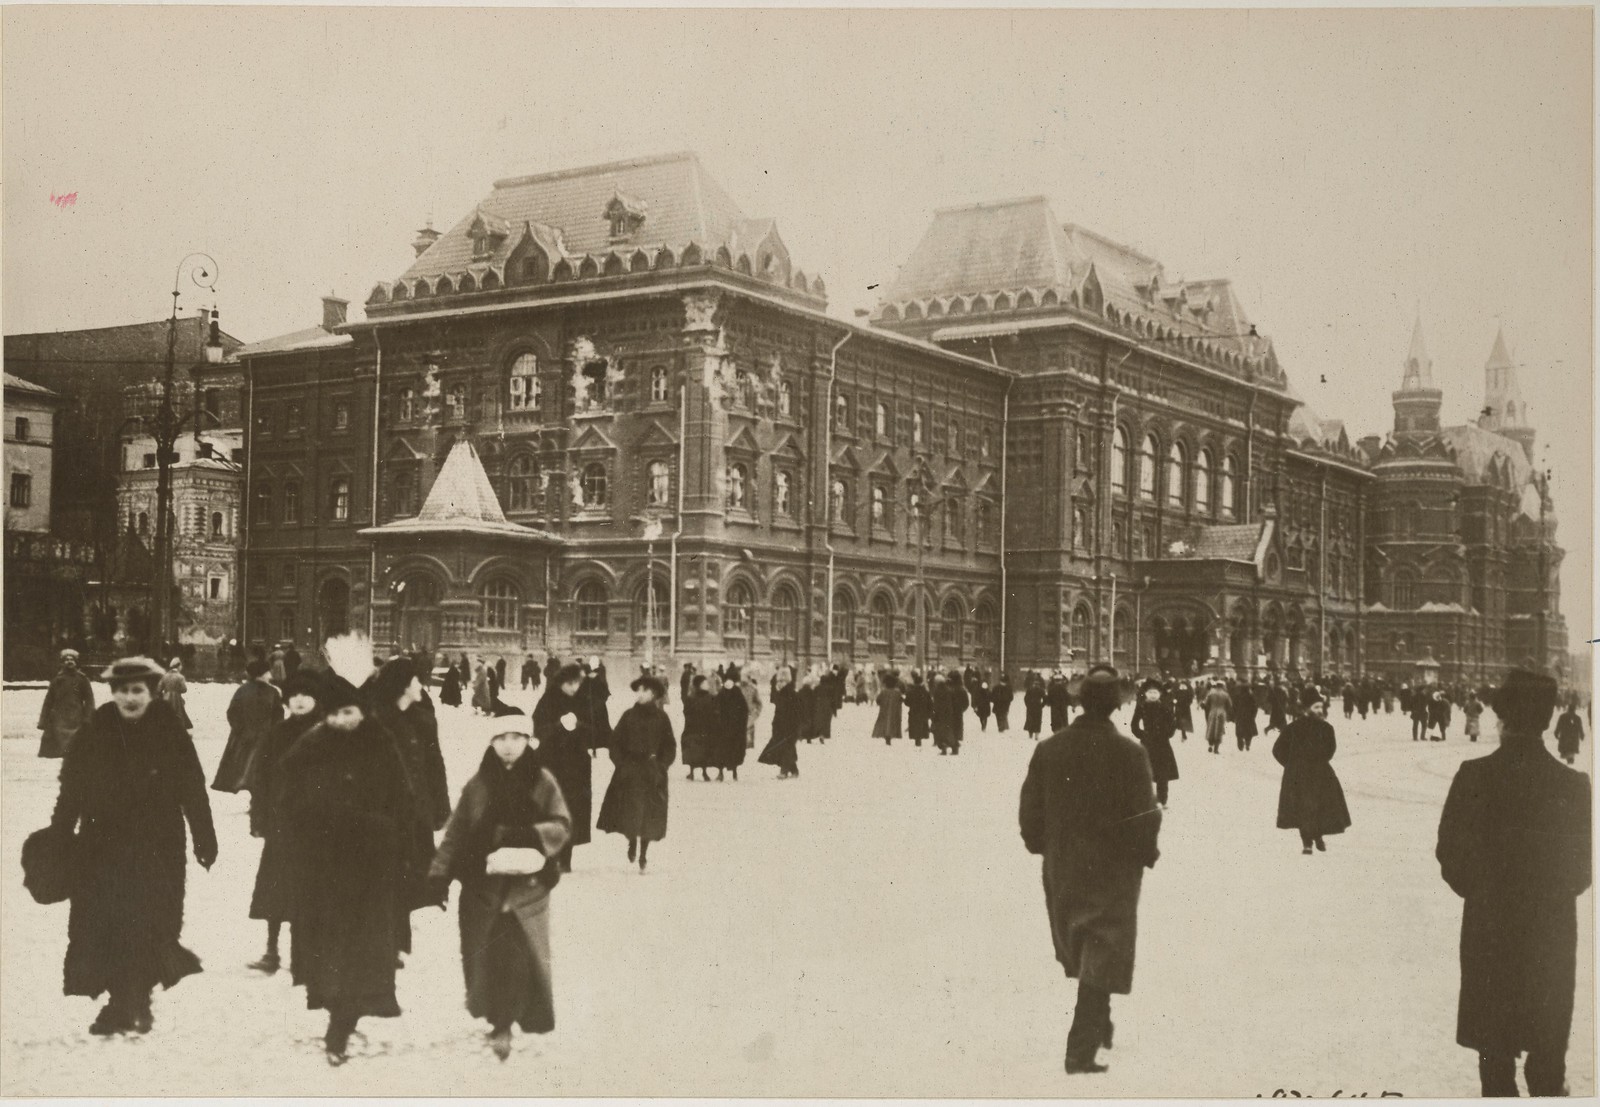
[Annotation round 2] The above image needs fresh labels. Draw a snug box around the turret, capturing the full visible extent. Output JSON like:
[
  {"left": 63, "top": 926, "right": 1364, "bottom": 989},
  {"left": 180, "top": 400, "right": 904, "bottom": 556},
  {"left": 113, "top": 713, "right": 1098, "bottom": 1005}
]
[
  {"left": 1476, "top": 325, "right": 1536, "bottom": 461},
  {"left": 1392, "top": 316, "right": 1442, "bottom": 436}
]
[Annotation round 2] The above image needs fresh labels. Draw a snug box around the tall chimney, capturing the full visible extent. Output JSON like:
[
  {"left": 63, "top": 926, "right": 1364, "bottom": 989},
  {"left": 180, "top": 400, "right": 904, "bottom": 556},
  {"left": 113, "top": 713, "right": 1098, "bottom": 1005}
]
[{"left": 322, "top": 295, "right": 349, "bottom": 330}]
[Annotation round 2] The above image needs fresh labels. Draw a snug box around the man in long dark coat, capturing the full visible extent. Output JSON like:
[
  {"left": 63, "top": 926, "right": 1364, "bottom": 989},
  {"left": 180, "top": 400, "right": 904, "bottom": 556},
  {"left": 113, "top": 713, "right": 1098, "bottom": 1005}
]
[
  {"left": 991, "top": 674, "right": 1014, "bottom": 733},
  {"left": 1233, "top": 682, "right": 1258, "bottom": 751},
  {"left": 533, "top": 663, "right": 593, "bottom": 871},
  {"left": 906, "top": 671, "right": 933, "bottom": 747},
  {"left": 947, "top": 668, "right": 969, "bottom": 754},
  {"left": 1019, "top": 664, "right": 1161, "bottom": 1075},
  {"left": 1047, "top": 673, "right": 1070, "bottom": 733},
  {"left": 48, "top": 657, "right": 216, "bottom": 1036},
  {"left": 1437, "top": 667, "right": 1591, "bottom": 1097},
  {"left": 581, "top": 658, "right": 613, "bottom": 755},
  {"left": 214, "top": 659, "right": 283, "bottom": 792},
  {"left": 38, "top": 648, "right": 96, "bottom": 758},
  {"left": 714, "top": 665, "right": 750, "bottom": 781},
  {"left": 1023, "top": 674, "right": 1046, "bottom": 739}
]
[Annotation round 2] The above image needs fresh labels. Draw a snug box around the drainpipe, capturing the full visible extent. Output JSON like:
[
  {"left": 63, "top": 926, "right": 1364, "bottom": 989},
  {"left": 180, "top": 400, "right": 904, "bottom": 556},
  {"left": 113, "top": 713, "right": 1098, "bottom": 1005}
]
[
  {"left": 241, "top": 361, "right": 253, "bottom": 647},
  {"left": 822, "top": 329, "right": 852, "bottom": 665},
  {"left": 990, "top": 337, "right": 1013, "bottom": 675},
  {"left": 367, "top": 327, "right": 383, "bottom": 641},
  {"left": 1317, "top": 468, "right": 1327, "bottom": 677},
  {"left": 669, "top": 383, "right": 686, "bottom": 656}
]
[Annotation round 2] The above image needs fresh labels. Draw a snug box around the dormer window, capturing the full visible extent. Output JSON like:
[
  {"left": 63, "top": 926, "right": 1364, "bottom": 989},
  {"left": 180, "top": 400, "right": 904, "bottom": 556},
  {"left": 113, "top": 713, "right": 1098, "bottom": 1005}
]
[{"left": 604, "top": 193, "right": 648, "bottom": 242}]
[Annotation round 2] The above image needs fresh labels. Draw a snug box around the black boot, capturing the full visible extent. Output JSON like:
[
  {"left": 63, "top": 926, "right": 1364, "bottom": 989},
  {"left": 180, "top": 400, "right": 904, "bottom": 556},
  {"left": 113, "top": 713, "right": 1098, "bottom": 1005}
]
[
  {"left": 489, "top": 1026, "right": 512, "bottom": 1062},
  {"left": 89, "top": 1001, "right": 131, "bottom": 1036},
  {"left": 248, "top": 952, "right": 281, "bottom": 974},
  {"left": 325, "top": 1012, "right": 357, "bottom": 1066}
]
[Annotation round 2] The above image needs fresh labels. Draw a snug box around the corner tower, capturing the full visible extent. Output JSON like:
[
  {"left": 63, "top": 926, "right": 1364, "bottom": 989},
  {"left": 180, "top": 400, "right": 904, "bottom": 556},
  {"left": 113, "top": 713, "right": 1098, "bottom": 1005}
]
[
  {"left": 1392, "top": 316, "right": 1442, "bottom": 437},
  {"left": 1476, "top": 326, "right": 1536, "bottom": 461}
]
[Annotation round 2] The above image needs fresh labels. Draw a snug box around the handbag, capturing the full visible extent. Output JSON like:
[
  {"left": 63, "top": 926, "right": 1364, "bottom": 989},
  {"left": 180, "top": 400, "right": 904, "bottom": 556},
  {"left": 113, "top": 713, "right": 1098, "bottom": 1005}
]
[
  {"left": 22, "top": 824, "right": 78, "bottom": 905},
  {"left": 484, "top": 847, "right": 545, "bottom": 876}
]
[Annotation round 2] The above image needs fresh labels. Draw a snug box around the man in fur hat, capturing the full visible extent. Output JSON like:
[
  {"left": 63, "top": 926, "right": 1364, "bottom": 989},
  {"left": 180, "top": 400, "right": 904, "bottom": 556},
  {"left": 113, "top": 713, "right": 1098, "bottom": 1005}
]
[
  {"left": 1437, "top": 666, "right": 1592, "bottom": 1096},
  {"left": 1019, "top": 664, "right": 1162, "bottom": 1075},
  {"left": 38, "top": 648, "right": 96, "bottom": 758}
]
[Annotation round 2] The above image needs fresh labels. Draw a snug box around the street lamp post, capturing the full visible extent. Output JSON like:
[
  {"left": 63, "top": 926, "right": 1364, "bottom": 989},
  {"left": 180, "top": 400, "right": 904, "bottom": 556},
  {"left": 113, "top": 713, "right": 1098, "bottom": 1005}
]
[
  {"left": 643, "top": 516, "right": 663, "bottom": 671},
  {"left": 151, "top": 253, "right": 219, "bottom": 656},
  {"left": 1533, "top": 466, "right": 1552, "bottom": 671}
]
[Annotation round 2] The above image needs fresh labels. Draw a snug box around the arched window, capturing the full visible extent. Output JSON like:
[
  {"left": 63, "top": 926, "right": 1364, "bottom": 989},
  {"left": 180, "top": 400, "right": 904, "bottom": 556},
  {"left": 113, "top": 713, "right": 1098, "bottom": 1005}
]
[
  {"left": 1071, "top": 604, "right": 1091, "bottom": 652},
  {"left": 480, "top": 578, "right": 520, "bottom": 630},
  {"left": 976, "top": 500, "right": 992, "bottom": 540},
  {"left": 1195, "top": 449, "right": 1213, "bottom": 515},
  {"left": 778, "top": 380, "right": 792, "bottom": 417},
  {"left": 1393, "top": 569, "right": 1416, "bottom": 609},
  {"left": 1112, "top": 426, "right": 1130, "bottom": 496},
  {"left": 1113, "top": 608, "right": 1132, "bottom": 668},
  {"left": 647, "top": 460, "right": 671, "bottom": 507},
  {"left": 771, "top": 586, "right": 800, "bottom": 657},
  {"left": 870, "top": 485, "right": 887, "bottom": 526},
  {"left": 581, "top": 463, "right": 607, "bottom": 508},
  {"left": 940, "top": 597, "right": 963, "bottom": 645},
  {"left": 1139, "top": 434, "right": 1158, "bottom": 500},
  {"left": 724, "top": 581, "right": 754, "bottom": 640},
  {"left": 508, "top": 353, "right": 539, "bottom": 411},
  {"left": 869, "top": 593, "right": 894, "bottom": 642},
  {"left": 974, "top": 602, "right": 997, "bottom": 657},
  {"left": 830, "top": 478, "right": 848, "bottom": 523},
  {"left": 945, "top": 498, "right": 964, "bottom": 541},
  {"left": 138, "top": 510, "right": 150, "bottom": 535},
  {"left": 1072, "top": 505, "right": 1089, "bottom": 551},
  {"left": 1221, "top": 455, "right": 1238, "bottom": 518},
  {"left": 774, "top": 470, "right": 793, "bottom": 516},
  {"left": 210, "top": 511, "right": 224, "bottom": 538},
  {"left": 507, "top": 455, "right": 539, "bottom": 511},
  {"left": 981, "top": 428, "right": 993, "bottom": 460},
  {"left": 726, "top": 463, "right": 748, "bottom": 509},
  {"left": 832, "top": 590, "right": 855, "bottom": 644},
  {"left": 575, "top": 581, "right": 608, "bottom": 634},
  {"left": 947, "top": 420, "right": 960, "bottom": 454},
  {"left": 875, "top": 401, "right": 889, "bottom": 439},
  {"left": 834, "top": 394, "right": 849, "bottom": 431},
  {"left": 912, "top": 411, "right": 924, "bottom": 447},
  {"left": 650, "top": 366, "right": 669, "bottom": 403},
  {"left": 1167, "top": 442, "right": 1187, "bottom": 508},
  {"left": 329, "top": 476, "right": 350, "bottom": 521}
]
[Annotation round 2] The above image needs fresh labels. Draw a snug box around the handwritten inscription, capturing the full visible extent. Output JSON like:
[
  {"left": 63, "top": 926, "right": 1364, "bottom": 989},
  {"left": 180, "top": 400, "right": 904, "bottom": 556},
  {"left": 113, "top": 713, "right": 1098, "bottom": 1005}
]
[
  {"left": 1258, "top": 1090, "right": 1403, "bottom": 1098},
  {"left": 49, "top": 191, "right": 78, "bottom": 210}
]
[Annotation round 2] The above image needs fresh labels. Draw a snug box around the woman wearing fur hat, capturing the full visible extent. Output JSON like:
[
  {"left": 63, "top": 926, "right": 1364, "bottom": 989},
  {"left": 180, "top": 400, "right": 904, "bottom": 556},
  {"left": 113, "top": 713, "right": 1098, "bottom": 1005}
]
[
  {"left": 714, "top": 666, "right": 749, "bottom": 781},
  {"left": 532, "top": 663, "right": 592, "bottom": 871},
  {"left": 1272, "top": 691, "right": 1351, "bottom": 854},
  {"left": 428, "top": 713, "right": 571, "bottom": 1061},
  {"left": 1130, "top": 679, "right": 1179, "bottom": 808},
  {"left": 873, "top": 670, "right": 903, "bottom": 744},
  {"left": 47, "top": 657, "right": 216, "bottom": 1037},
  {"left": 214, "top": 658, "right": 284, "bottom": 793},
  {"left": 246, "top": 669, "right": 322, "bottom": 974},
  {"left": 596, "top": 674, "right": 676, "bottom": 871},
  {"left": 280, "top": 644, "right": 419, "bottom": 1065},
  {"left": 681, "top": 674, "right": 717, "bottom": 781},
  {"left": 760, "top": 666, "right": 801, "bottom": 778}
]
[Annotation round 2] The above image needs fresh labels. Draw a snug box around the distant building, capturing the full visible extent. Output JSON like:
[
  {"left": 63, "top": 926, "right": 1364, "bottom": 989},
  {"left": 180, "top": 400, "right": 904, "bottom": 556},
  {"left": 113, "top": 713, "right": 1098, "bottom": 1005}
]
[{"left": 4, "top": 372, "right": 95, "bottom": 677}]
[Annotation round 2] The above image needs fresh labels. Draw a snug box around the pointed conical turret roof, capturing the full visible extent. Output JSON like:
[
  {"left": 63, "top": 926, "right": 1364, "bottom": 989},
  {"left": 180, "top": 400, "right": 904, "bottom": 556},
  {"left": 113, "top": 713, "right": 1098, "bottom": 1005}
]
[
  {"left": 1400, "top": 315, "right": 1434, "bottom": 390},
  {"left": 1486, "top": 325, "right": 1513, "bottom": 370},
  {"left": 360, "top": 439, "right": 561, "bottom": 542}
]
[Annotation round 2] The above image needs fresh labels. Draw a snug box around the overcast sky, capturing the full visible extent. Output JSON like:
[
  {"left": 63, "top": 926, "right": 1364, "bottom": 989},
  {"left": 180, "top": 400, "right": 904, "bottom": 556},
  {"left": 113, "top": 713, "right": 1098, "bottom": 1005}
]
[{"left": 3, "top": 6, "right": 1592, "bottom": 648}]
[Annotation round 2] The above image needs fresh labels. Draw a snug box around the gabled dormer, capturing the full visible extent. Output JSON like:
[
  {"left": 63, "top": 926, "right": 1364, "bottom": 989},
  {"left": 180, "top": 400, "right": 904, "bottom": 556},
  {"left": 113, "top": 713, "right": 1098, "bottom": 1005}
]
[
  {"left": 468, "top": 209, "right": 510, "bottom": 260},
  {"left": 604, "top": 191, "right": 648, "bottom": 243}
]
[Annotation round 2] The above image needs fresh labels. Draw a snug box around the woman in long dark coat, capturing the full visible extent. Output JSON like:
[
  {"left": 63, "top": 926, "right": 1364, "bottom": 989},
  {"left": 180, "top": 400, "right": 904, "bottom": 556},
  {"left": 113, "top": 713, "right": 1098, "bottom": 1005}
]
[
  {"left": 1172, "top": 681, "right": 1194, "bottom": 740},
  {"left": 1047, "top": 675, "right": 1070, "bottom": 733},
  {"left": 1129, "top": 678, "right": 1179, "bottom": 808},
  {"left": 595, "top": 675, "right": 676, "bottom": 871},
  {"left": 931, "top": 674, "right": 955, "bottom": 754},
  {"left": 681, "top": 675, "right": 716, "bottom": 781},
  {"left": 973, "top": 680, "right": 993, "bottom": 731},
  {"left": 714, "top": 667, "right": 750, "bottom": 781},
  {"left": 582, "top": 659, "right": 614, "bottom": 755},
  {"left": 246, "top": 670, "right": 322, "bottom": 974},
  {"left": 947, "top": 669, "right": 969, "bottom": 755},
  {"left": 906, "top": 672, "right": 932, "bottom": 747},
  {"left": 428, "top": 713, "right": 571, "bottom": 1061},
  {"left": 759, "top": 667, "right": 800, "bottom": 778},
  {"left": 48, "top": 657, "right": 216, "bottom": 1036},
  {"left": 873, "top": 672, "right": 904, "bottom": 744},
  {"left": 532, "top": 663, "right": 592, "bottom": 871},
  {"left": 439, "top": 665, "right": 463, "bottom": 708},
  {"left": 1233, "top": 682, "right": 1259, "bottom": 752},
  {"left": 1272, "top": 693, "right": 1352, "bottom": 853},
  {"left": 214, "top": 658, "right": 283, "bottom": 792},
  {"left": 812, "top": 668, "right": 834, "bottom": 744},
  {"left": 282, "top": 665, "right": 419, "bottom": 1064},
  {"left": 795, "top": 672, "right": 819, "bottom": 743},
  {"left": 1023, "top": 675, "right": 1045, "bottom": 739}
]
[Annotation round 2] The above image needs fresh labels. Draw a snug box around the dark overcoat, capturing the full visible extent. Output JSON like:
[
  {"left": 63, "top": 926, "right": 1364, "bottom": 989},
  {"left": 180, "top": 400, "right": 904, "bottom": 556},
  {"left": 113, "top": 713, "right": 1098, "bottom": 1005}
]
[
  {"left": 595, "top": 702, "right": 676, "bottom": 842},
  {"left": 51, "top": 700, "right": 216, "bottom": 998},
  {"left": 439, "top": 668, "right": 463, "bottom": 708},
  {"left": 1023, "top": 684, "right": 1045, "bottom": 733},
  {"left": 248, "top": 712, "right": 320, "bottom": 923},
  {"left": 38, "top": 667, "right": 96, "bottom": 758},
  {"left": 906, "top": 682, "right": 932, "bottom": 743},
  {"left": 1019, "top": 715, "right": 1161, "bottom": 994},
  {"left": 681, "top": 690, "right": 717, "bottom": 768},
  {"left": 715, "top": 685, "right": 750, "bottom": 769},
  {"left": 795, "top": 685, "right": 818, "bottom": 741},
  {"left": 1130, "top": 699, "right": 1180, "bottom": 783},
  {"left": 873, "top": 686, "right": 903, "bottom": 739},
  {"left": 1555, "top": 711, "right": 1585, "bottom": 759},
  {"left": 1047, "top": 681, "right": 1069, "bottom": 731},
  {"left": 430, "top": 749, "right": 571, "bottom": 1033},
  {"left": 532, "top": 687, "right": 593, "bottom": 847},
  {"left": 760, "top": 684, "right": 800, "bottom": 773},
  {"left": 949, "top": 681, "right": 969, "bottom": 747},
  {"left": 1272, "top": 716, "right": 1352, "bottom": 836},
  {"left": 812, "top": 674, "right": 834, "bottom": 739},
  {"left": 1437, "top": 739, "right": 1591, "bottom": 1055},
  {"left": 282, "top": 719, "right": 415, "bottom": 1019},
  {"left": 214, "top": 679, "right": 283, "bottom": 793},
  {"left": 582, "top": 669, "right": 613, "bottom": 751},
  {"left": 931, "top": 682, "right": 955, "bottom": 750},
  {"left": 990, "top": 681, "right": 1014, "bottom": 728},
  {"left": 381, "top": 700, "right": 451, "bottom": 832},
  {"left": 1233, "top": 686, "right": 1259, "bottom": 741}
]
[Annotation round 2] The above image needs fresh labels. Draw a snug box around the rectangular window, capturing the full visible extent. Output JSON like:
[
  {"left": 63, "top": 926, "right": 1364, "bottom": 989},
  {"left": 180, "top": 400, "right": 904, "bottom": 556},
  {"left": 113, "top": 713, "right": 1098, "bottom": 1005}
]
[
  {"left": 398, "top": 387, "right": 415, "bottom": 422},
  {"left": 203, "top": 389, "right": 221, "bottom": 421},
  {"left": 330, "top": 477, "right": 350, "bottom": 522},
  {"left": 9, "top": 472, "right": 31, "bottom": 507},
  {"left": 333, "top": 401, "right": 351, "bottom": 432},
  {"left": 231, "top": 447, "right": 245, "bottom": 464},
  {"left": 283, "top": 562, "right": 296, "bottom": 587},
  {"left": 209, "top": 576, "right": 223, "bottom": 600},
  {"left": 279, "top": 608, "right": 296, "bottom": 642},
  {"left": 143, "top": 452, "right": 157, "bottom": 469},
  {"left": 282, "top": 481, "right": 300, "bottom": 524},
  {"left": 286, "top": 403, "right": 304, "bottom": 435},
  {"left": 13, "top": 417, "right": 29, "bottom": 441},
  {"left": 446, "top": 387, "right": 466, "bottom": 421}
]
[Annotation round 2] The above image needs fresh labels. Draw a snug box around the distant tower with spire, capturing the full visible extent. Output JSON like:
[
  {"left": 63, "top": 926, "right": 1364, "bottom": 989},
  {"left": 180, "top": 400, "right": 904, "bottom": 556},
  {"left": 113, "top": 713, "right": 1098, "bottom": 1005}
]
[
  {"left": 1476, "top": 325, "right": 1536, "bottom": 461},
  {"left": 1392, "top": 315, "right": 1443, "bottom": 437}
]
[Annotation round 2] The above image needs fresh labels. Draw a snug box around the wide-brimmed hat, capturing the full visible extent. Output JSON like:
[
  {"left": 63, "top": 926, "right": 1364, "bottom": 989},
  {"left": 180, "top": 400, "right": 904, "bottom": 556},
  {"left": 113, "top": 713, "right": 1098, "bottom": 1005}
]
[
  {"left": 631, "top": 673, "right": 667, "bottom": 699},
  {"left": 101, "top": 656, "right": 165, "bottom": 687}
]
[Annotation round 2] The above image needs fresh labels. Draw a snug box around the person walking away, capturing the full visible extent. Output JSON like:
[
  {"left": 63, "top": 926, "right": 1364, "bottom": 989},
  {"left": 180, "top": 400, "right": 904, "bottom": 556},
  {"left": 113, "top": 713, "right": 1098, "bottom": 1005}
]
[
  {"left": 270, "top": 643, "right": 288, "bottom": 686},
  {"left": 280, "top": 649, "right": 418, "bottom": 1065},
  {"left": 494, "top": 657, "right": 508, "bottom": 695},
  {"left": 1172, "top": 681, "right": 1194, "bottom": 741},
  {"left": 46, "top": 657, "right": 216, "bottom": 1036},
  {"left": 1047, "top": 674, "right": 1070, "bottom": 733},
  {"left": 680, "top": 663, "right": 696, "bottom": 705},
  {"left": 739, "top": 668, "right": 763, "bottom": 750},
  {"left": 1409, "top": 685, "right": 1429, "bottom": 741},
  {"left": 440, "top": 663, "right": 463, "bottom": 708},
  {"left": 906, "top": 671, "right": 933, "bottom": 747},
  {"left": 1430, "top": 689, "right": 1452, "bottom": 741},
  {"left": 760, "top": 667, "right": 802, "bottom": 779},
  {"left": 1341, "top": 679, "right": 1355, "bottom": 720},
  {"left": 1019, "top": 664, "right": 1161, "bottom": 1076},
  {"left": 214, "top": 659, "right": 284, "bottom": 793},
  {"left": 521, "top": 654, "right": 540, "bottom": 692},
  {"left": 596, "top": 674, "right": 676, "bottom": 872},
  {"left": 681, "top": 675, "right": 716, "bottom": 782},
  {"left": 246, "top": 669, "right": 321, "bottom": 973},
  {"left": 532, "top": 663, "right": 592, "bottom": 872},
  {"left": 974, "top": 679, "right": 993, "bottom": 732},
  {"left": 991, "top": 674, "right": 1014, "bottom": 734},
  {"left": 1203, "top": 680, "right": 1231, "bottom": 754},
  {"left": 1265, "top": 681, "right": 1289, "bottom": 735},
  {"left": 812, "top": 667, "right": 835, "bottom": 744},
  {"left": 873, "top": 671, "right": 904, "bottom": 745},
  {"left": 795, "top": 671, "right": 819, "bottom": 744},
  {"left": 1555, "top": 702, "right": 1585, "bottom": 765},
  {"left": 947, "top": 668, "right": 969, "bottom": 755},
  {"left": 1462, "top": 692, "right": 1485, "bottom": 743},
  {"left": 428, "top": 712, "right": 570, "bottom": 1060},
  {"left": 38, "top": 648, "right": 96, "bottom": 758},
  {"left": 931, "top": 674, "right": 955, "bottom": 754},
  {"left": 1130, "top": 679, "right": 1179, "bottom": 808},
  {"left": 471, "top": 659, "right": 491, "bottom": 715},
  {"left": 1233, "top": 681, "right": 1258, "bottom": 752},
  {"left": 156, "top": 658, "right": 192, "bottom": 732},
  {"left": 715, "top": 666, "right": 750, "bottom": 781},
  {"left": 1023, "top": 674, "right": 1045, "bottom": 740},
  {"left": 1437, "top": 667, "right": 1591, "bottom": 1097},
  {"left": 1272, "top": 690, "right": 1352, "bottom": 854}
]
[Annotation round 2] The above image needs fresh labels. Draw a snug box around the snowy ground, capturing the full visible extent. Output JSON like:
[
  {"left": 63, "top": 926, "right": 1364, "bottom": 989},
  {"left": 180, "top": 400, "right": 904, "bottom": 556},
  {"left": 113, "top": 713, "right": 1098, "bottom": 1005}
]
[{"left": 1, "top": 683, "right": 1591, "bottom": 1098}]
